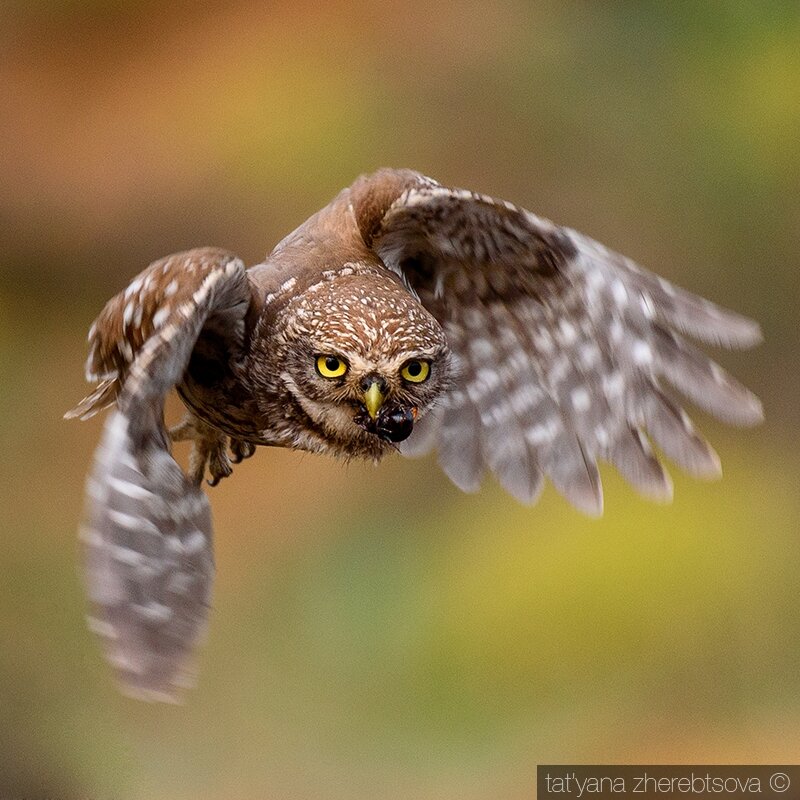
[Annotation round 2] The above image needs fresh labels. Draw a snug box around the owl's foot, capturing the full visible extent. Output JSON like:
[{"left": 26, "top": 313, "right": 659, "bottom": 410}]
[
  {"left": 169, "top": 414, "right": 253, "bottom": 487},
  {"left": 230, "top": 438, "right": 256, "bottom": 463}
]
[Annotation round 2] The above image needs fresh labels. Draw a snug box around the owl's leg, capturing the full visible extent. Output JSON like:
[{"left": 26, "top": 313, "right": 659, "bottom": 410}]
[{"left": 169, "top": 414, "right": 233, "bottom": 487}]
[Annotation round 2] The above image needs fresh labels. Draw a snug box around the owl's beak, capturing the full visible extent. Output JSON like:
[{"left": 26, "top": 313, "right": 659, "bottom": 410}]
[
  {"left": 363, "top": 381, "right": 386, "bottom": 420},
  {"left": 355, "top": 380, "right": 415, "bottom": 443}
]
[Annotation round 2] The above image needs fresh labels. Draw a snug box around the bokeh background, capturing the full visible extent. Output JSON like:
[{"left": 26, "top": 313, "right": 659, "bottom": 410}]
[{"left": 2, "top": 2, "right": 799, "bottom": 798}]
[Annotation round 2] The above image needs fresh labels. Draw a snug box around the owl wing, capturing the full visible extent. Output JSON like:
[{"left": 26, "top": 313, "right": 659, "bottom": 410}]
[
  {"left": 66, "top": 247, "right": 251, "bottom": 700},
  {"left": 355, "top": 170, "right": 762, "bottom": 514}
]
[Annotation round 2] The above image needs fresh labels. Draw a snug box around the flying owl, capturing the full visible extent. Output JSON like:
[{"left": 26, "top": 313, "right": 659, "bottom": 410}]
[{"left": 67, "top": 168, "right": 762, "bottom": 701}]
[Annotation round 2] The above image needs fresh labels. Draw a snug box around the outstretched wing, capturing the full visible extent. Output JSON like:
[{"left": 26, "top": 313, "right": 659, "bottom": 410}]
[
  {"left": 354, "top": 170, "right": 763, "bottom": 514},
  {"left": 67, "top": 247, "right": 251, "bottom": 700}
]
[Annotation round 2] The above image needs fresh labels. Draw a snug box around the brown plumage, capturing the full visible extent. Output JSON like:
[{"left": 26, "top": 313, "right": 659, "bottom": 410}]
[{"left": 67, "top": 167, "right": 762, "bottom": 701}]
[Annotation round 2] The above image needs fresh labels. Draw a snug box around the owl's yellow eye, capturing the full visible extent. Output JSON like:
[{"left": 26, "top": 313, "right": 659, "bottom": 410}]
[
  {"left": 315, "top": 354, "right": 348, "bottom": 378},
  {"left": 400, "top": 359, "right": 430, "bottom": 383}
]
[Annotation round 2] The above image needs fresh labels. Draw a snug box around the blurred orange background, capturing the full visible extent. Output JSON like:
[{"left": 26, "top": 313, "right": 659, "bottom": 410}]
[{"left": 1, "top": 3, "right": 799, "bottom": 799}]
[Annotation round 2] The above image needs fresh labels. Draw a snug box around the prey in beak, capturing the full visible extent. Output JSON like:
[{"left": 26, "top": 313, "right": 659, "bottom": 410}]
[{"left": 356, "top": 375, "right": 416, "bottom": 443}]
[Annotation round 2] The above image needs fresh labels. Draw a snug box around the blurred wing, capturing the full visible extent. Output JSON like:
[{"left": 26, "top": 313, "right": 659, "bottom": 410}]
[
  {"left": 361, "top": 173, "right": 762, "bottom": 514},
  {"left": 68, "top": 248, "right": 251, "bottom": 700}
]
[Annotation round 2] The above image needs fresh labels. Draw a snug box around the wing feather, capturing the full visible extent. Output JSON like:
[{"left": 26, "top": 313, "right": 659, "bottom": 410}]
[
  {"left": 69, "top": 248, "right": 250, "bottom": 700},
  {"left": 608, "top": 427, "right": 673, "bottom": 502},
  {"left": 362, "top": 173, "right": 762, "bottom": 512}
]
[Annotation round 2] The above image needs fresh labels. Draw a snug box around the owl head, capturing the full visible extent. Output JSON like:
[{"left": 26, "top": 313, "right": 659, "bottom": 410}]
[{"left": 272, "top": 268, "right": 452, "bottom": 456}]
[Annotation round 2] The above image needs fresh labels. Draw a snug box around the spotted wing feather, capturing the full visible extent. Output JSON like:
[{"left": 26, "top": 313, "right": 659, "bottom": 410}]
[
  {"left": 361, "top": 174, "right": 762, "bottom": 514},
  {"left": 68, "top": 248, "right": 251, "bottom": 700}
]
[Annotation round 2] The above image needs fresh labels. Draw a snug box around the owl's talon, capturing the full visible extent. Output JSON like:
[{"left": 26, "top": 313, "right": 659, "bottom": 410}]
[
  {"left": 230, "top": 439, "right": 255, "bottom": 463},
  {"left": 206, "top": 445, "right": 233, "bottom": 486},
  {"left": 171, "top": 413, "right": 235, "bottom": 487}
]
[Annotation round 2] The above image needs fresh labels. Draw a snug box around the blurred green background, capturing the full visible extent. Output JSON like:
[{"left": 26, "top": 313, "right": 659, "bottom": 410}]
[{"left": 2, "top": 2, "right": 799, "bottom": 798}]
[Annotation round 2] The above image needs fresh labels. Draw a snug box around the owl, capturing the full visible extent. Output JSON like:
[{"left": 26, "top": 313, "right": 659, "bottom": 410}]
[{"left": 67, "top": 168, "right": 762, "bottom": 701}]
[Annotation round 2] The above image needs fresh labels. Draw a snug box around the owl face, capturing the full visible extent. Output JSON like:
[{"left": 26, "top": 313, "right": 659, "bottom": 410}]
[{"left": 275, "top": 269, "right": 451, "bottom": 455}]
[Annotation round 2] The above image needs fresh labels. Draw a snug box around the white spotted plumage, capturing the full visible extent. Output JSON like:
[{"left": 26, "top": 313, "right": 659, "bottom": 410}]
[{"left": 68, "top": 167, "right": 762, "bottom": 702}]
